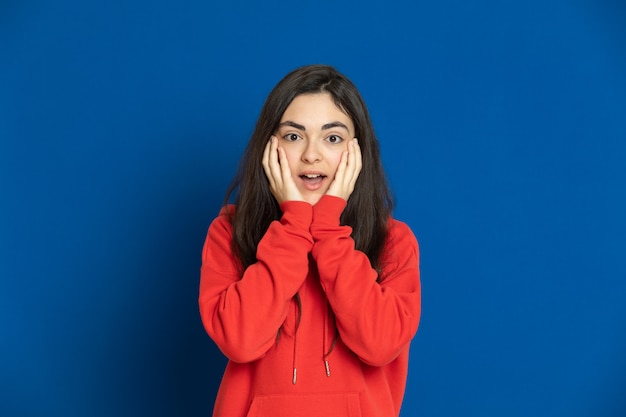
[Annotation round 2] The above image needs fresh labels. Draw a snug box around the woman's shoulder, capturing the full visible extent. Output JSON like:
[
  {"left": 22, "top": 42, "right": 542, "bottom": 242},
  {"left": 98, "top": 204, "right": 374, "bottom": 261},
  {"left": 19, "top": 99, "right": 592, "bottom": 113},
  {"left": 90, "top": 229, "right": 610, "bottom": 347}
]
[
  {"left": 208, "top": 204, "right": 236, "bottom": 233},
  {"left": 218, "top": 204, "right": 236, "bottom": 217},
  {"left": 387, "top": 217, "right": 416, "bottom": 237},
  {"left": 386, "top": 217, "right": 419, "bottom": 252}
]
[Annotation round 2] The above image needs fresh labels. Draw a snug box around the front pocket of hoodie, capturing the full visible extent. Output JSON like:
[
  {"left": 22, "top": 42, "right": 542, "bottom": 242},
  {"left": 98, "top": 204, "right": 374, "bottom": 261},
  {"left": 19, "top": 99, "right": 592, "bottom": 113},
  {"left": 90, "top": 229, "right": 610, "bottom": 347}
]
[{"left": 246, "top": 392, "right": 362, "bottom": 417}]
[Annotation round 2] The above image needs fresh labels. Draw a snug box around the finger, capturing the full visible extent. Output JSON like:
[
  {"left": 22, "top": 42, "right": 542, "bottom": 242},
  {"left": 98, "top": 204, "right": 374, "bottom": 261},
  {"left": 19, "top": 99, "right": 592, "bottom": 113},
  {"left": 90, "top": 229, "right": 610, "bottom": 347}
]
[
  {"left": 277, "top": 146, "right": 292, "bottom": 181},
  {"left": 262, "top": 139, "right": 276, "bottom": 188},
  {"left": 339, "top": 139, "right": 356, "bottom": 189},
  {"left": 278, "top": 147, "right": 303, "bottom": 202},
  {"left": 335, "top": 150, "right": 348, "bottom": 184},
  {"left": 349, "top": 138, "right": 362, "bottom": 189},
  {"left": 268, "top": 137, "right": 283, "bottom": 188}
]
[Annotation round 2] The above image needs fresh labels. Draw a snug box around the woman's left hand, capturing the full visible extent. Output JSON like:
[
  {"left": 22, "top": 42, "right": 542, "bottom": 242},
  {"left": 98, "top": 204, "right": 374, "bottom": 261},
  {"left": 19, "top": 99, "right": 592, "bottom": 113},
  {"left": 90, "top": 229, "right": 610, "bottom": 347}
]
[{"left": 326, "top": 138, "right": 362, "bottom": 201}]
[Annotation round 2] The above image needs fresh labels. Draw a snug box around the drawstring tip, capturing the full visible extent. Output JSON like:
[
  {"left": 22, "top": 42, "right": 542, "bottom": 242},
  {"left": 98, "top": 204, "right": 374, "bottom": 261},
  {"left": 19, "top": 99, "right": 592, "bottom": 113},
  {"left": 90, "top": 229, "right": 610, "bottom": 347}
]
[
  {"left": 292, "top": 368, "right": 297, "bottom": 385},
  {"left": 325, "top": 360, "right": 331, "bottom": 377}
]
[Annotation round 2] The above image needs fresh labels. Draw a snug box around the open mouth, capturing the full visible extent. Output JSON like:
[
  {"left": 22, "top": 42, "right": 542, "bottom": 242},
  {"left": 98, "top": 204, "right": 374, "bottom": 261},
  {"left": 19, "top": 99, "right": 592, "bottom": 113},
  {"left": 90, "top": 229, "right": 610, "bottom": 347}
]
[
  {"left": 299, "top": 173, "right": 327, "bottom": 190},
  {"left": 300, "top": 173, "right": 326, "bottom": 183}
]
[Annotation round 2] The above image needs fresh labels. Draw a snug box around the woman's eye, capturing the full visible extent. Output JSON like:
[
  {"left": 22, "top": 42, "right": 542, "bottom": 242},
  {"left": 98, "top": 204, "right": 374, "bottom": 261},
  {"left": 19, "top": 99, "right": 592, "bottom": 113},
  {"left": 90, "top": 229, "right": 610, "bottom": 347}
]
[
  {"left": 327, "top": 135, "right": 343, "bottom": 144},
  {"left": 284, "top": 133, "right": 300, "bottom": 142}
]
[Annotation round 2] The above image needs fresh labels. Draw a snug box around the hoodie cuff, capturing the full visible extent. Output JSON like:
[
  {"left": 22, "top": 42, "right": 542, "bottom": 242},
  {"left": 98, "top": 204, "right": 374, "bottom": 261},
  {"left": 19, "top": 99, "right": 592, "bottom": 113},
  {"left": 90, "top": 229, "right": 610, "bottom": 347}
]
[
  {"left": 279, "top": 200, "right": 313, "bottom": 231},
  {"left": 312, "top": 195, "right": 347, "bottom": 227}
]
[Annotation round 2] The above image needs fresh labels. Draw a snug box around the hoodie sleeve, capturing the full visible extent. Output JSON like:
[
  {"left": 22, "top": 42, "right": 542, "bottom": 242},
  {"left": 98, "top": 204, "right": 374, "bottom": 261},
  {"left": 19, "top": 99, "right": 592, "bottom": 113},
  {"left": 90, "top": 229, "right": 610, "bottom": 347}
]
[
  {"left": 199, "top": 201, "right": 313, "bottom": 363},
  {"left": 311, "top": 195, "right": 421, "bottom": 367}
]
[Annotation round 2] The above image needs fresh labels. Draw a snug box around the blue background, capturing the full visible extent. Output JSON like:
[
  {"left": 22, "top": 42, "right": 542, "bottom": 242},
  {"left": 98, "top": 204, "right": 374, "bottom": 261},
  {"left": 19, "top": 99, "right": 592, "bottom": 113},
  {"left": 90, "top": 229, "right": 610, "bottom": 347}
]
[{"left": 1, "top": 0, "right": 625, "bottom": 416}]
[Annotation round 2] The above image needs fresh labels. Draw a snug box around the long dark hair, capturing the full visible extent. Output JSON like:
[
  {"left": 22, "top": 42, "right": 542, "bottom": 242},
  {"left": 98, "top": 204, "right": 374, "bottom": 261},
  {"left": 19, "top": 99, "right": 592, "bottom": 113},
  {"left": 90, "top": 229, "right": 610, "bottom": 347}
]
[{"left": 224, "top": 64, "right": 393, "bottom": 278}]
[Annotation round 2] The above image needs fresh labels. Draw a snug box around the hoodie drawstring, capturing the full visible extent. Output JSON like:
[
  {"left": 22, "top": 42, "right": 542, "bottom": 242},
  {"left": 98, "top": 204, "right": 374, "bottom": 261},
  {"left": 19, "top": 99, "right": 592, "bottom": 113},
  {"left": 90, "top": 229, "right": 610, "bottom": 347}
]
[
  {"left": 291, "top": 294, "right": 336, "bottom": 384},
  {"left": 292, "top": 301, "right": 298, "bottom": 384},
  {"left": 323, "top": 302, "right": 330, "bottom": 377},
  {"left": 323, "top": 301, "right": 334, "bottom": 377}
]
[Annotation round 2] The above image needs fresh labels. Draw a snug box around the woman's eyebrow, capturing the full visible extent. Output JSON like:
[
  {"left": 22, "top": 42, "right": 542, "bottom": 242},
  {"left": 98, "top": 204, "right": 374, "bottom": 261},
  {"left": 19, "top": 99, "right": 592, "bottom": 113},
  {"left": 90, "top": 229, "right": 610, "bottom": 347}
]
[
  {"left": 278, "top": 121, "right": 306, "bottom": 131},
  {"left": 278, "top": 120, "right": 349, "bottom": 132},
  {"left": 322, "top": 121, "right": 349, "bottom": 131}
]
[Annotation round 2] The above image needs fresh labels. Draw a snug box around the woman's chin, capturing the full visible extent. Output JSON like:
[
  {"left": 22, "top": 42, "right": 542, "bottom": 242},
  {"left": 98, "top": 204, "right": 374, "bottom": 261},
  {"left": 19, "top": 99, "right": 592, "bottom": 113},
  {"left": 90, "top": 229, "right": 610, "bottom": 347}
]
[{"left": 302, "top": 192, "right": 323, "bottom": 206}]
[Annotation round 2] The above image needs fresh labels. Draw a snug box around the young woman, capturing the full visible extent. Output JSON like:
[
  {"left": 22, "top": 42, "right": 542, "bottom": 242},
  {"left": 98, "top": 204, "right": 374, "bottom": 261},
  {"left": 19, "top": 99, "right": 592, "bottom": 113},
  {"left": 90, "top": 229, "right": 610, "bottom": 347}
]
[{"left": 199, "top": 65, "right": 421, "bottom": 417}]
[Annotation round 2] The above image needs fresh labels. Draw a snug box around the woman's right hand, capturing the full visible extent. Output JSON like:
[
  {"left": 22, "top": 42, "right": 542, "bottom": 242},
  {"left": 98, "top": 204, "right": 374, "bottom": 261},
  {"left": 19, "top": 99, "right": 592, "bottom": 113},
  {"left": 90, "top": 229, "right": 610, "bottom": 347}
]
[{"left": 262, "top": 136, "right": 305, "bottom": 204}]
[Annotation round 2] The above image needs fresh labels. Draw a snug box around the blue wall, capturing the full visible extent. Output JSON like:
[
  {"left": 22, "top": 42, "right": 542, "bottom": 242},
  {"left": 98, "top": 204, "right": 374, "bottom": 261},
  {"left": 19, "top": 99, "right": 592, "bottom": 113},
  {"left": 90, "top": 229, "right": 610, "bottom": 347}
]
[{"left": 1, "top": 1, "right": 625, "bottom": 416}]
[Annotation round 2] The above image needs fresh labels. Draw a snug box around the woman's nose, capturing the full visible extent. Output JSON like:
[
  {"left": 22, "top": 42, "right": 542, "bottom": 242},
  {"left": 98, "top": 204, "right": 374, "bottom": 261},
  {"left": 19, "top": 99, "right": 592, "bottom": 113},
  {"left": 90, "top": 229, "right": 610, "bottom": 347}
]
[{"left": 301, "top": 140, "right": 322, "bottom": 163}]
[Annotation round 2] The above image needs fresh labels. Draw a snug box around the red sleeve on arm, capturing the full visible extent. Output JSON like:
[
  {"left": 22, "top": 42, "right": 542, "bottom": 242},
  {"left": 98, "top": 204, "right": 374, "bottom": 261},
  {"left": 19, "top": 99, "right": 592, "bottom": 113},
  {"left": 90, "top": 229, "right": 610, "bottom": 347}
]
[
  {"left": 199, "top": 201, "right": 313, "bottom": 363},
  {"left": 311, "top": 195, "right": 421, "bottom": 366}
]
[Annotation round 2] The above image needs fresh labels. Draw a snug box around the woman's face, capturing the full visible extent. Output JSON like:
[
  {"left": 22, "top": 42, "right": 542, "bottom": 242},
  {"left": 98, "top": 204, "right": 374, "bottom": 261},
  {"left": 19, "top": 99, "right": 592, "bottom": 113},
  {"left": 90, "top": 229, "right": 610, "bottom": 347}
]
[{"left": 275, "top": 93, "right": 355, "bottom": 205}]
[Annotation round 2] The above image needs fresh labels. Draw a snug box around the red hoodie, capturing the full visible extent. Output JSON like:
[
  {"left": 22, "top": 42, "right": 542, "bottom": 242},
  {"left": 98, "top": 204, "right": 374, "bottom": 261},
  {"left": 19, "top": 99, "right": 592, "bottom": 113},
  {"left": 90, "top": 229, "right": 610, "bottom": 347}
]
[{"left": 199, "top": 195, "right": 421, "bottom": 417}]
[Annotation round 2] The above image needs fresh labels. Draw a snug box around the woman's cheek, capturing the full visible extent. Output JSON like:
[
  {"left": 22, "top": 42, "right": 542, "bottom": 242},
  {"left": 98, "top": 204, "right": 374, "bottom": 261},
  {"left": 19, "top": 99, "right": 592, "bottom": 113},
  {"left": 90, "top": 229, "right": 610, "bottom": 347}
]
[{"left": 332, "top": 149, "right": 347, "bottom": 172}]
